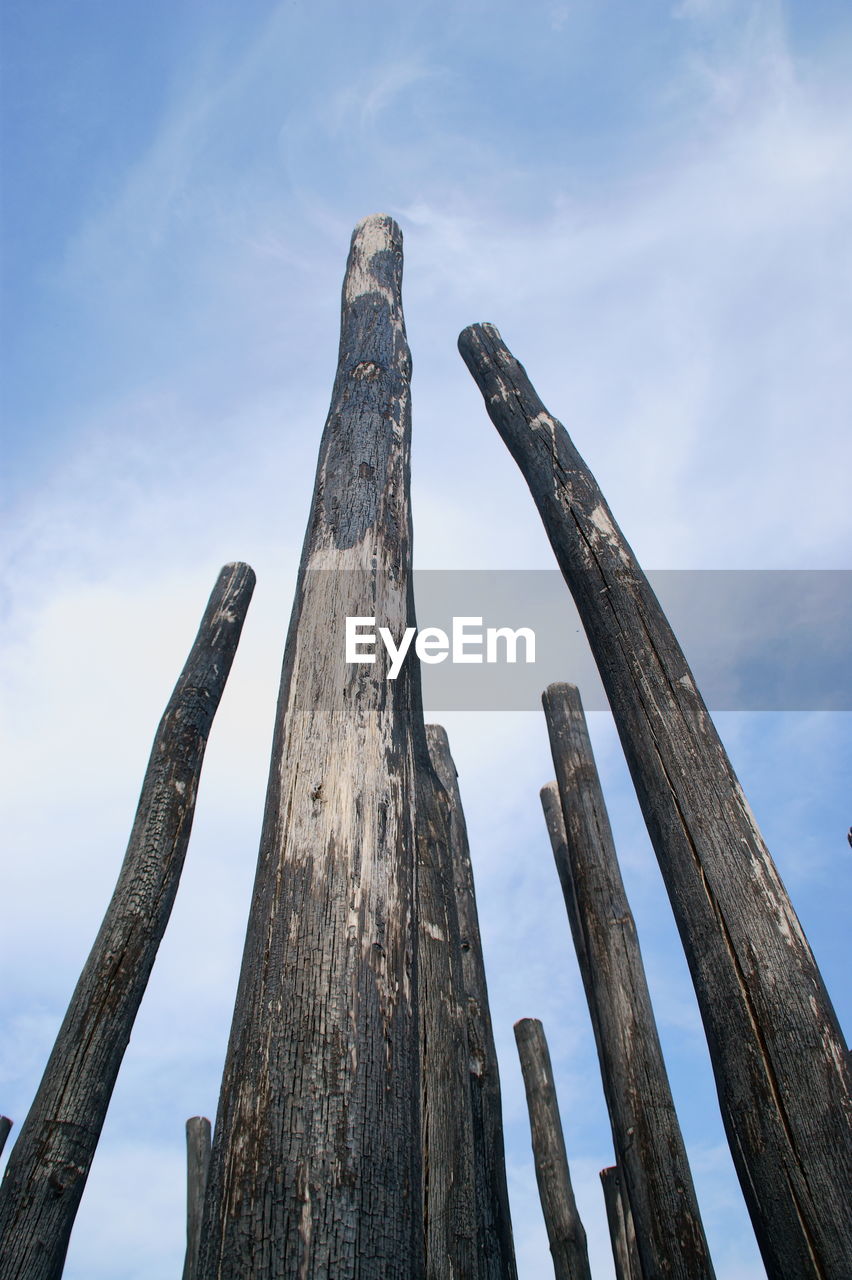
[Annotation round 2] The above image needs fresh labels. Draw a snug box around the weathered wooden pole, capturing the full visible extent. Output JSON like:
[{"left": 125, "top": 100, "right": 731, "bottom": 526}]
[
  {"left": 183, "top": 1117, "right": 212, "bottom": 1280},
  {"left": 541, "top": 687, "right": 714, "bottom": 1280},
  {"left": 426, "top": 725, "right": 518, "bottom": 1280},
  {"left": 459, "top": 322, "right": 852, "bottom": 1279},
  {"left": 514, "top": 1018, "right": 592, "bottom": 1280},
  {"left": 198, "top": 216, "right": 424, "bottom": 1279},
  {"left": 600, "top": 1166, "right": 643, "bottom": 1280},
  {"left": 0, "top": 1117, "right": 11, "bottom": 1158},
  {"left": 414, "top": 742, "right": 478, "bottom": 1278},
  {"left": 0, "top": 562, "right": 255, "bottom": 1280}
]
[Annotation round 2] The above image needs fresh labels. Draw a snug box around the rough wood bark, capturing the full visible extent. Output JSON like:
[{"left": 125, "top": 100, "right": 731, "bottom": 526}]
[
  {"left": 0, "top": 1117, "right": 11, "bottom": 1158},
  {"left": 600, "top": 1166, "right": 643, "bottom": 1280},
  {"left": 198, "top": 216, "right": 424, "bottom": 1280},
  {"left": 426, "top": 725, "right": 518, "bottom": 1280},
  {"left": 183, "top": 1117, "right": 212, "bottom": 1280},
  {"left": 414, "top": 740, "right": 478, "bottom": 1278},
  {"left": 514, "top": 1018, "right": 592, "bottom": 1280},
  {"left": 458, "top": 322, "right": 852, "bottom": 1279},
  {"left": 541, "top": 687, "right": 715, "bottom": 1280},
  {"left": 0, "top": 562, "right": 255, "bottom": 1280}
]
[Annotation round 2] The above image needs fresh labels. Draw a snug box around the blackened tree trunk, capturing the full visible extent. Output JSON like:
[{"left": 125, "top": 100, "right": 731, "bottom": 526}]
[
  {"left": 458, "top": 322, "right": 852, "bottom": 1279},
  {"left": 426, "top": 725, "right": 518, "bottom": 1280},
  {"left": 0, "top": 1118, "right": 11, "bottom": 1159},
  {"left": 183, "top": 1117, "right": 212, "bottom": 1280},
  {"left": 541, "top": 688, "right": 714, "bottom": 1280},
  {"left": 0, "top": 563, "right": 255, "bottom": 1280},
  {"left": 600, "top": 1166, "right": 643, "bottom": 1280},
  {"left": 514, "top": 1018, "right": 592, "bottom": 1280},
  {"left": 198, "top": 216, "right": 424, "bottom": 1280}
]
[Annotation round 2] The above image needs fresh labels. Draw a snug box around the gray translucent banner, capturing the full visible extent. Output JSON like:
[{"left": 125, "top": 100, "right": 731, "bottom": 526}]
[{"left": 307, "top": 570, "right": 851, "bottom": 712}]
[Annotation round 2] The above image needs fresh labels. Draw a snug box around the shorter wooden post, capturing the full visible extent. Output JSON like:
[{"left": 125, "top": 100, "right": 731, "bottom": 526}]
[
  {"left": 0, "top": 1118, "right": 11, "bottom": 1159},
  {"left": 514, "top": 1018, "right": 592, "bottom": 1280},
  {"left": 600, "top": 1166, "right": 642, "bottom": 1280},
  {"left": 182, "top": 1117, "right": 212, "bottom": 1280}
]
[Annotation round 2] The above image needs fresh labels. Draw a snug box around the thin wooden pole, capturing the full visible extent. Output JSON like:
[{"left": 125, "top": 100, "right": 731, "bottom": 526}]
[
  {"left": 541, "top": 685, "right": 714, "bottom": 1280},
  {"left": 600, "top": 1166, "right": 642, "bottom": 1280},
  {"left": 0, "top": 563, "right": 255, "bottom": 1280},
  {"left": 182, "top": 1117, "right": 212, "bottom": 1280},
  {"left": 415, "top": 744, "right": 478, "bottom": 1278},
  {"left": 198, "top": 216, "right": 424, "bottom": 1279},
  {"left": 0, "top": 1118, "right": 11, "bottom": 1159},
  {"left": 514, "top": 1018, "right": 592, "bottom": 1280},
  {"left": 426, "top": 725, "right": 518, "bottom": 1280},
  {"left": 459, "top": 322, "right": 852, "bottom": 1279}
]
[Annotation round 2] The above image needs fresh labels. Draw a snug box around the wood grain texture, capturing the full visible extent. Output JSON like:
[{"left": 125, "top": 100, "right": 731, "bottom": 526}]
[
  {"left": 600, "top": 1166, "right": 643, "bottom": 1280},
  {"left": 541, "top": 689, "right": 714, "bottom": 1280},
  {"left": 0, "top": 562, "right": 256, "bottom": 1280},
  {"left": 426, "top": 725, "right": 518, "bottom": 1280},
  {"left": 458, "top": 321, "right": 852, "bottom": 1279},
  {"left": 514, "top": 1018, "right": 592, "bottom": 1280},
  {"left": 183, "top": 1117, "right": 212, "bottom": 1280},
  {"left": 198, "top": 216, "right": 424, "bottom": 1279},
  {"left": 415, "top": 738, "right": 478, "bottom": 1278}
]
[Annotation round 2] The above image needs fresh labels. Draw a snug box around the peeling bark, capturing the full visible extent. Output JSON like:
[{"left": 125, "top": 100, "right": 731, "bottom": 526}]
[
  {"left": 0, "top": 563, "right": 255, "bottom": 1280},
  {"left": 459, "top": 322, "right": 852, "bottom": 1279}
]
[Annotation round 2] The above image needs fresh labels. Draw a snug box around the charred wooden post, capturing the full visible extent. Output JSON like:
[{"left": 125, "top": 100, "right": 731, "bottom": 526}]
[
  {"left": 426, "top": 725, "right": 518, "bottom": 1280},
  {"left": 0, "top": 1118, "right": 11, "bottom": 1158},
  {"left": 415, "top": 744, "right": 478, "bottom": 1278},
  {"left": 600, "top": 1166, "right": 642, "bottom": 1280},
  {"left": 0, "top": 563, "right": 255, "bottom": 1280},
  {"left": 541, "top": 687, "right": 714, "bottom": 1280},
  {"left": 198, "top": 216, "right": 424, "bottom": 1279},
  {"left": 182, "top": 1117, "right": 212, "bottom": 1280},
  {"left": 514, "top": 1018, "right": 592, "bottom": 1280},
  {"left": 459, "top": 322, "right": 852, "bottom": 1279}
]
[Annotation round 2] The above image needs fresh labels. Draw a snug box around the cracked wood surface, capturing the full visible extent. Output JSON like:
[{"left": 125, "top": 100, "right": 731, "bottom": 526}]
[
  {"left": 0, "top": 562, "right": 255, "bottom": 1280},
  {"left": 198, "top": 216, "right": 424, "bottom": 1279},
  {"left": 426, "top": 725, "right": 518, "bottom": 1280},
  {"left": 183, "top": 1117, "right": 212, "bottom": 1280},
  {"left": 459, "top": 322, "right": 852, "bottom": 1279},
  {"left": 600, "top": 1166, "right": 643, "bottom": 1280},
  {"left": 514, "top": 1018, "right": 592, "bottom": 1280},
  {"left": 542, "top": 686, "right": 714, "bottom": 1280}
]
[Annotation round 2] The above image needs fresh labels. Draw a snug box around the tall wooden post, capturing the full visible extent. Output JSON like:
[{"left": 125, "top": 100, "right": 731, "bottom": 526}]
[
  {"left": 426, "top": 725, "right": 518, "bottom": 1280},
  {"left": 541, "top": 685, "right": 714, "bottom": 1280},
  {"left": 414, "top": 740, "right": 477, "bottom": 1277},
  {"left": 198, "top": 216, "right": 424, "bottom": 1279},
  {"left": 458, "top": 322, "right": 852, "bottom": 1279},
  {"left": 0, "top": 1118, "right": 11, "bottom": 1159},
  {"left": 514, "top": 1018, "right": 592, "bottom": 1280},
  {"left": 183, "top": 1117, "right": 212, "bottom": 1280},
  {"left": 600, "top": 1166, "right": 643, "bottom": 1280},
  {"left": 0, "top": 563, "right": 255, "bottom": 1280}
]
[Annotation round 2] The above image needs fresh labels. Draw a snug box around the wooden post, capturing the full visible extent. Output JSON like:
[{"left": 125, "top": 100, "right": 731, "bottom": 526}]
[
  {"left": 514, "top": 1018, "right": 592, "bottom": 1280},
  {"left": 198, "top": 216, "right": 424, "bottom": 1279},
  {"left": 459, "top": 322, "right": 852, "bottom": 1279},
  {"left": 541, "top": 686, "right": 714, "bottom": 1280},
  {"left": 0, "top": 1118, "right": 11, "bottom": 1159},
  {"left": 0, "top": 563, "right": 255, "bottom": 1280},
  {"left": 414, "top": 743, "right": 478, "bottom": 1278},
  {"left": 600, "top": 1167, "right": 642, "bottom": 1280},
  {"left": 182, "top": 1117, "right": 212, "bottom": 1280},
  {"left": 426, "top": 725, "right": 518, "bottom": 1280}
]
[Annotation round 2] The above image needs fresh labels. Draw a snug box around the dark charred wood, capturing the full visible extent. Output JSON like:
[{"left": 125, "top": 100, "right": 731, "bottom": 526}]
[
  {"left": 427, "top": 725, "right": 518, "bottom": 1280},
  {"left": 514, "top": 1018, "right": 592, "bottom": 1280},
  {"left": 459, "top": 322, "right": 852, "bottom": 1279},
  {"left": 0, "top": 1118, "right": 11, "bottom": 1159},
  {"left": 182, "top": 1117, "right": 212, "bottom": 1280},
  {"left": 198, "top": 216, "right": 424, "bottom": 1279},
  {"left": 0, "top": 563, "right": 255, "bottom": 1280},
  {"left": 600, "top": 1166, "right": 643, "bottom": 1280},
  {"left": 541, "top": 684, "right": 714, "bottom": 1280}
]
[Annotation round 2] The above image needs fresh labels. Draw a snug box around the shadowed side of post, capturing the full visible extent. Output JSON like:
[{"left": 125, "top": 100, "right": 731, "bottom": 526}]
[
  {"left": 459, "top": 321, "right": 852, "bottom": 1280},
  {"left": 0, "top": 563, "right": 255, "bottom": 1280}
]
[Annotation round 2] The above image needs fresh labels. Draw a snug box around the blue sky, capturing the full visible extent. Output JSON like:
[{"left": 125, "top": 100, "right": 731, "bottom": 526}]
[{"left": 2, "top": 2, "right": 850, "bottom": 1276}]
